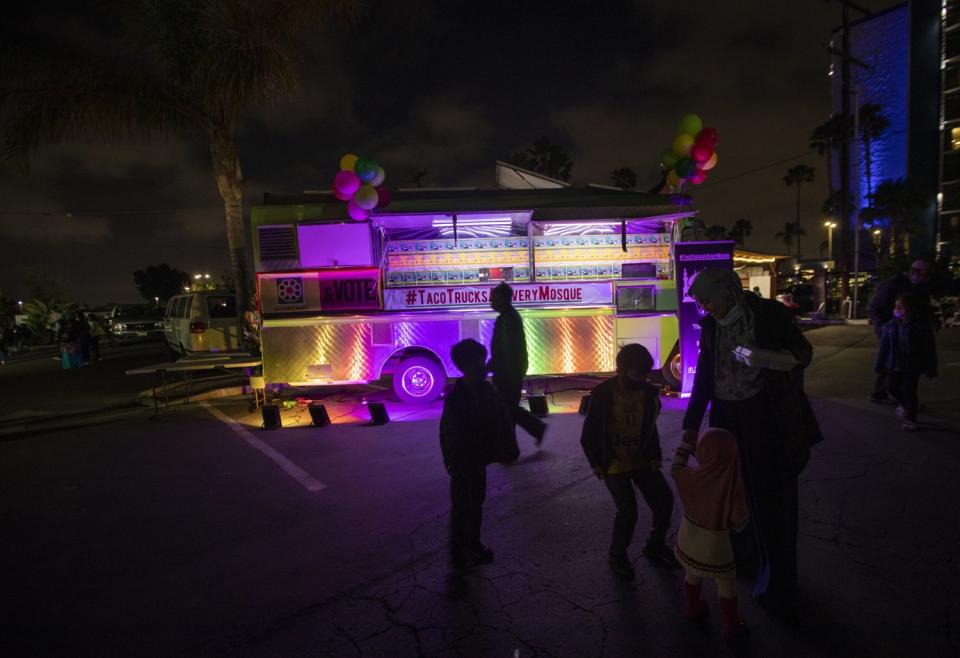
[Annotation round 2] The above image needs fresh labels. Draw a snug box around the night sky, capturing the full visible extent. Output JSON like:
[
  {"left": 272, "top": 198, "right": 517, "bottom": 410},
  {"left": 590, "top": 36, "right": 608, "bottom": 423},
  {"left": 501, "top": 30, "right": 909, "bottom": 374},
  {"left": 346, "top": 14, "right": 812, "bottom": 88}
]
[{"left": 0, "top": 0, "right": 893, "bottom": 305}]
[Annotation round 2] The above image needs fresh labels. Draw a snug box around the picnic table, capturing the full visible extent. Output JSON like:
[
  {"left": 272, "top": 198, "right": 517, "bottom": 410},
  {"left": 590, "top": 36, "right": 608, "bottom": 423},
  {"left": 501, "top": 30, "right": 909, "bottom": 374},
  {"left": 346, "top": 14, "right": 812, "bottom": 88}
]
[{"left": 126, "top": 353, "right": 262, "bottom": 415}]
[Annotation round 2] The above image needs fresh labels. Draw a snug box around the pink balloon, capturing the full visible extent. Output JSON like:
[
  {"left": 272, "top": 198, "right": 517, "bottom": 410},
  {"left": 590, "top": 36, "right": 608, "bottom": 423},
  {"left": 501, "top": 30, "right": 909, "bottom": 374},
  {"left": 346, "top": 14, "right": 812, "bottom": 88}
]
[
  {"left": 333, "top": 187, "right": 351, "bottom": 201},
  {"left": 375, "top": 186, "right": 391, "bottom": 208},
  {"left": 347, "top": 198, "right": 368, "bottom": 221},
  {"left": 689, "top": 169, "right": 708, "bottom": 185},
  {"left": 696, "top": 127, "right": 719, "bottom": 147},
  {"left": 334, "top": 170, "right": 361, "bottom": 196},
  {"left": 691, "top": 143, "right": 713, "bottom": 163}
]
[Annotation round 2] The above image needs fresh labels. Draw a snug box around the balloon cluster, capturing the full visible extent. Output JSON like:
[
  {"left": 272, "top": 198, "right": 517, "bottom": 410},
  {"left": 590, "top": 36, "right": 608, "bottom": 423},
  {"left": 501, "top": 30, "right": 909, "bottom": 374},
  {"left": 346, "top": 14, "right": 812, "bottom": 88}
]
[
  {"left": 660, "top": 114, "right": 719, "bottom": 191},
  {"left": 332, "top": 153, "right": 391, "bottom": 220}
]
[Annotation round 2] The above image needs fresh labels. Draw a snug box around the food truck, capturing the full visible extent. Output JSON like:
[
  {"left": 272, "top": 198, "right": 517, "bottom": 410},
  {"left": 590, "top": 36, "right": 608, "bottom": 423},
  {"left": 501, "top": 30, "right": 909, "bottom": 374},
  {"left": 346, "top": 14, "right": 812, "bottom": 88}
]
[{"left": 251, "top": 186, "right": 698, "bottom": 403}]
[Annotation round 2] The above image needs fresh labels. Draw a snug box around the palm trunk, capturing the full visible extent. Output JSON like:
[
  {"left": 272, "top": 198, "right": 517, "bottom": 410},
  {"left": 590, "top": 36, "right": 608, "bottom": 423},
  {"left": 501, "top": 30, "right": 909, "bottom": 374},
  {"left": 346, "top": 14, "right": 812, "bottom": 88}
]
[
  {"left": 209, "top": 125, "right": 250, "bottom": 314},
  {"left": 864, "top": 138, "right": 872, "bottom": 204},
  {"left": 826, "top": 149, "right": 835, "bottom": 259},
  {"left": 795, "top": 185, "right": 802, "bottom": 257}
]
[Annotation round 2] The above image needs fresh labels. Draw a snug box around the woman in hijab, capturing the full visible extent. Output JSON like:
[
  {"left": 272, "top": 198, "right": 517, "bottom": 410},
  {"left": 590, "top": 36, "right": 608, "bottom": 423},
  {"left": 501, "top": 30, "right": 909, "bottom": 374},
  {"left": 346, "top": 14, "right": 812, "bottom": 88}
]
[
  {"left": 682, "top": 268, "right": 822, "bottom": 616},
  {"left": 672, "top": 428, "right": 750, "bottom": 642}
]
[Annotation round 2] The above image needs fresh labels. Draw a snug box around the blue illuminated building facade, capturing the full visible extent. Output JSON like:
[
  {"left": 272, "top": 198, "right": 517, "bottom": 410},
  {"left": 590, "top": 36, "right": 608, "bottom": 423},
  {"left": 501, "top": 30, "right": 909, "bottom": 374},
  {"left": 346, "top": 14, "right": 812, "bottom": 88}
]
[{"left": 830, "top": 2, "right": 944, "bottom": 265}]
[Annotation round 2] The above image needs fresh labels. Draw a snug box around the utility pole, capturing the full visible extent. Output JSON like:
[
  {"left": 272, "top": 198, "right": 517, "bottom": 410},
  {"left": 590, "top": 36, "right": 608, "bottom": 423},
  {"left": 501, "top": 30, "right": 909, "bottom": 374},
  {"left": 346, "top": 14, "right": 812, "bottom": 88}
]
[{"left": 826, "top": 0, "right": 871, "bottom": 307}]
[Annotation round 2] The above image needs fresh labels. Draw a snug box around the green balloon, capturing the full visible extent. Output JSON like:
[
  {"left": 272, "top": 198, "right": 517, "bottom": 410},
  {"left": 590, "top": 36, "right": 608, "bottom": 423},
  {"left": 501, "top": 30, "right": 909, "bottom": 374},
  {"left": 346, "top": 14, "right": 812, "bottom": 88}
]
[
  {"left": 678, "top": 113, "right": 703, "bottom": 138},
  {"left": 660, "top": 148, "right": 679, "bottom": 170},
  {"left": 676, "top": 157, "right": 697, "bottom": 178}
]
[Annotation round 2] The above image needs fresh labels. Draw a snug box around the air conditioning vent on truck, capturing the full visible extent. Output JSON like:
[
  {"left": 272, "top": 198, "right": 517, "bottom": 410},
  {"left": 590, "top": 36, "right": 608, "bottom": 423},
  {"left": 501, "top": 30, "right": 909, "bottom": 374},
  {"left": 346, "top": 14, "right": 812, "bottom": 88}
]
[{"left": 258, "top": 225, "right": 298, "bottom": 264}]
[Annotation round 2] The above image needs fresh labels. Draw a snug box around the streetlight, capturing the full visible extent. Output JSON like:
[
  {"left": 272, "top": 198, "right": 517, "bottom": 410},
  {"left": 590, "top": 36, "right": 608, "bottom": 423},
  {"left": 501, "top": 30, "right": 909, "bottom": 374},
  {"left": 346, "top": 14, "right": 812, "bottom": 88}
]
[
  {"left": 17, "top": 300, "right": 23, "bottom": 312},
  {"left": 824, "top": 221, "right": 837, "bottom": 258},
  {"left": 203, "top": 273, "right": 210, "bottom": 279}
]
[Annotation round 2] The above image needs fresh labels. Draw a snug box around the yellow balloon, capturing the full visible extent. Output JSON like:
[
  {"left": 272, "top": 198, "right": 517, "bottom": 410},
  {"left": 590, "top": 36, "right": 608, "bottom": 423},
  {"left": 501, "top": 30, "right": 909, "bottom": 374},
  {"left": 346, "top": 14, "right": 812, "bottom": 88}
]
[
  {"left": 672, "top": 134, "right": 694, "bottom": 156},
  {"left": 701, "top": 152, "right": 718, "bottom": 171},
  {"left": 340, "top": 153, "right": 359, "bottom": 171},
  {"left": 666, "top": 169, "right": 683, "bottom": 187}
]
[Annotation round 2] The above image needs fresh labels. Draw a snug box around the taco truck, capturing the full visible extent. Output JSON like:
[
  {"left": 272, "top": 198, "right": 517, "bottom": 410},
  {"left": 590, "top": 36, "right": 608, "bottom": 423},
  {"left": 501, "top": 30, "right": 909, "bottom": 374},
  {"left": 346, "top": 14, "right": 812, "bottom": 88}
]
[{"left": 252, "top": 183, "right": 699, "bottom": 403}]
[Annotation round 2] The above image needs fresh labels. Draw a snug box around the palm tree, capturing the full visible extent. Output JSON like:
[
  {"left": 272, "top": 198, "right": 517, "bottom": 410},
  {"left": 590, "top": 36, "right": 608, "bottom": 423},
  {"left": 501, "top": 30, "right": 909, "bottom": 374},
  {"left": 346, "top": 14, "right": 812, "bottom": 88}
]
[
  {"left": 863, "top": 178, "right": 924, "bottom": 259},
  {"left": 505, "top": 136, "right": 574, "bottom": 181},
  {"left": 0, "top": 1, "right": 360, "bottom": 312},
  {"left": 774, "top": 221, "right": 806, "bottom": 255},
  {"left": 810, "top": 114, "right": 850, "bottom": 222},
  {"left": 783, "top": 164, "right": 815, "bottom": 257},
  {"left": 610, "top": 167, "right": 638, "bottom": 190},
  {"left": 728, "top": 218, "right": 753, "bottom": 248},
  {"left": 858, "top": 103, "right": 890, "bottom": 203}
]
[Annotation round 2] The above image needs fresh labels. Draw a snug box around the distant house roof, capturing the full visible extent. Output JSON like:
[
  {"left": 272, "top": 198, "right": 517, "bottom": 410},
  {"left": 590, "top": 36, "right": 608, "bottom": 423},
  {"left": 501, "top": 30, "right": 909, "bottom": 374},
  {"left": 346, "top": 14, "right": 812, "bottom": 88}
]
[{"left": 495, "top": 160, "right": 570, "bottom": 189}]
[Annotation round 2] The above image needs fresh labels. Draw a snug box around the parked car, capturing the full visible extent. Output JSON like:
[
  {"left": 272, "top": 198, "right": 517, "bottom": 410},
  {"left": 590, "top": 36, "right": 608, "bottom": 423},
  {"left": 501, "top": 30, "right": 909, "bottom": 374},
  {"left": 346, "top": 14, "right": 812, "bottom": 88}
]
[
  {"left": 164, "top": 291, "right": 241, "bottom": 357},
  {"left": 108, "top": 304, "right": 165, "bottom": 341}
]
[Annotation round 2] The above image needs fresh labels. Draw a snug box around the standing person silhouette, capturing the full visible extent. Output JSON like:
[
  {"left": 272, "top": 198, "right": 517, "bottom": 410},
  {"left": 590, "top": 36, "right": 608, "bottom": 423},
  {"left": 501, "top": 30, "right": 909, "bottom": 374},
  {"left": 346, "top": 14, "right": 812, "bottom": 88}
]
[{"left": 488, "top": 283, "right": 547, "bottom": 446}]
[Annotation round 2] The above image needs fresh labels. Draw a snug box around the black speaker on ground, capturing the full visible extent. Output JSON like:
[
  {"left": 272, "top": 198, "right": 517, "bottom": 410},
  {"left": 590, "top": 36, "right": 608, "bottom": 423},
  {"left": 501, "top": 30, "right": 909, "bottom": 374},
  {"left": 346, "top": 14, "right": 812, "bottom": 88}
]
[
  {"left": 368, "top": 402, "right": 390, "bottom": 425},
  {"left": 308, "top": 403, "right": 331, "bottom": 427},
  {"left": 261, "top": 404, "right": 282, "bottom": 430},
  {"left": 527, "top": 395, "right": 549, "bottom": 417},
  {"left": 578, "top": 394, "right": 591, "bottom": 416}
]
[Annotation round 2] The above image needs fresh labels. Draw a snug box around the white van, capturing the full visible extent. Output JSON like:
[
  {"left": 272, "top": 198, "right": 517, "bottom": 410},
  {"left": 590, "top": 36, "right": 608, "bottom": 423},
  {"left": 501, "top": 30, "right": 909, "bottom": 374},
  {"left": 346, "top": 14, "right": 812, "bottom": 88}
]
[{"left": 164, "top": 291, "right": 241, "bottom": 356}]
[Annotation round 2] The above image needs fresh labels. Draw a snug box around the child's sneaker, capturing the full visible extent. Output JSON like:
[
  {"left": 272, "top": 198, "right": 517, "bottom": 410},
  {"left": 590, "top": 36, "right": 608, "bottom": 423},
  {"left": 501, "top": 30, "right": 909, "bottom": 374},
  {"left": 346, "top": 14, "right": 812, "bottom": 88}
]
[
  {"left": 902, "top": 420, "right": 919, "bottom": 431},
  {"left": 608, "top": 552, "right": 635, "bottom": 580},
  {"left": 895, "top": 405, "right": 906, "bottom": 419}
]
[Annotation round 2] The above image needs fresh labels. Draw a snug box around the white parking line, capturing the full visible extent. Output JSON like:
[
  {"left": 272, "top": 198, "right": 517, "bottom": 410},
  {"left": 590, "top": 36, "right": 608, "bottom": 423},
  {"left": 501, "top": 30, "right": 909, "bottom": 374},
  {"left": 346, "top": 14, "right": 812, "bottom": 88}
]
[{"left": 200, "top": 402, "right": 327, "bottom": 493}]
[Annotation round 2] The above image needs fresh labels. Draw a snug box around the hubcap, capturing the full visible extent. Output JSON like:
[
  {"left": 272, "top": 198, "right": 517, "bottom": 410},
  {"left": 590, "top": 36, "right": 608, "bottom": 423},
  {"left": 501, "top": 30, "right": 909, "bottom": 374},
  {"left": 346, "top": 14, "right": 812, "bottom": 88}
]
[
  {"left": 402, "top": 366, "right": 434, "bottom": 397},
  {"left": 670, "top": 353, "right": 682, "bottom": 381}
]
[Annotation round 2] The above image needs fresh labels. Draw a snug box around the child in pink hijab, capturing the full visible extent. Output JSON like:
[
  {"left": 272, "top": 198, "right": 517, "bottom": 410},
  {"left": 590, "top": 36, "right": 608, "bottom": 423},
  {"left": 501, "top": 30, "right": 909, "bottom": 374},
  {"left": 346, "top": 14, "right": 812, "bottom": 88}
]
[{"left": 671, "top": 428, "right": 750, "bottom": 642}]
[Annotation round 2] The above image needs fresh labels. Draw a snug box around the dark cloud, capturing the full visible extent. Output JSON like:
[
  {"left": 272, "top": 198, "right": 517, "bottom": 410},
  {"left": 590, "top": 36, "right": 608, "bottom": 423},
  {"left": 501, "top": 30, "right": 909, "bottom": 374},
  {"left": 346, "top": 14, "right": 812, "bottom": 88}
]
[{"left": 0, "top": 0, "right": 895, "bottom": 303}]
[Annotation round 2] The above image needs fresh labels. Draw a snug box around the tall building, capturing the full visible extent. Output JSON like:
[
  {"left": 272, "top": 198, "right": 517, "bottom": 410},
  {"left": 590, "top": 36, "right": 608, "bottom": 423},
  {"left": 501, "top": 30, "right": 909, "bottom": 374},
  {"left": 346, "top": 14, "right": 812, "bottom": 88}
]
[
  {"left": 940, "top": 1, "right": 960, "bottom": 261},
  {"left": 829, "top": 2, "right": 943, "bottom": 266}
]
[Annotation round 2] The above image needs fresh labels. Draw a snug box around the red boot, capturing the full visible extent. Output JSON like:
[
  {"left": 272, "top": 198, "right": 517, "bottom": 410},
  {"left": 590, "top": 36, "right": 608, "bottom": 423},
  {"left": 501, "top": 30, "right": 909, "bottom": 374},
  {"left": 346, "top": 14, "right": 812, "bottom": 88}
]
[
  {"left": 683, "top": 581, "right": 707, "bottom": 620},
  {"left": 719, "top": 596, "right": 748, "bottom": 642}
]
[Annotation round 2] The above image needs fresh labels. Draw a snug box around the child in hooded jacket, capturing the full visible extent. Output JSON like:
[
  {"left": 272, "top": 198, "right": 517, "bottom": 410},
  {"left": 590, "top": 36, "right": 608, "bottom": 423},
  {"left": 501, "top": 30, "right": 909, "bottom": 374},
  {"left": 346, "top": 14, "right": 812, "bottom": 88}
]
[
  {"left": 672, "top": 428, "right": 750, "bottom": 643},
  {"left": 875, "top": 292, "right": 938, "bottom": 431}
]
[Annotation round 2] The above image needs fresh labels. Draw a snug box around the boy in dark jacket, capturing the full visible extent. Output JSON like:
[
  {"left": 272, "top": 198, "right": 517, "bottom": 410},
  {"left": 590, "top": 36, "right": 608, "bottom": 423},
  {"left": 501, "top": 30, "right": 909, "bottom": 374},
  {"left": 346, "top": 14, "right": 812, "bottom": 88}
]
[
  {"left": 440, "top": 339, "right": 517, "bottom": 570},
  {"left": 875, "top": 293, "right": 938, "bottom": 431},
  {"left": 580, "top": 343, "right": 679, "bottom": 580}
]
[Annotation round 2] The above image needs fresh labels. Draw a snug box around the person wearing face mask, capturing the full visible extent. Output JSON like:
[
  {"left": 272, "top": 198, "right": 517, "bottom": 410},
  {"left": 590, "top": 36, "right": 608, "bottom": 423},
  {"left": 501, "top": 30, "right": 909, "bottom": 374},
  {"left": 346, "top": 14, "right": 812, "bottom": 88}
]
[
  {"left": 867, "top": 260, "right": 934, "bottom": 403},
  {"left": 580, "top": 343, "right": 680, "bottom": 580},
  {"left": 682, "top": 268, "right": 822, "bottom": 617}
]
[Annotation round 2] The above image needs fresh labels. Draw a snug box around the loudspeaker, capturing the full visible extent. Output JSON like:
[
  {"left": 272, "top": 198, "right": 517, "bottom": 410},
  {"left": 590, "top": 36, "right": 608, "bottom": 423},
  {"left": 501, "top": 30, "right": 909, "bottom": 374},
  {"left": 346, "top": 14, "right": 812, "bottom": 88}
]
[
  {"left": 308, "top": 403, "right": 331, "bottom": 427},
  {"left": 527, "top": 395, "right": 549, "bottom": 417},
  {"left": 367, "top": 402, "right": 390, "bottom": 425},
  {"left": 578, "top": 394, "right": 591, "bottom": 416},
  {"left": 261, "top": 404, "right": 282, "bottom": 430}
]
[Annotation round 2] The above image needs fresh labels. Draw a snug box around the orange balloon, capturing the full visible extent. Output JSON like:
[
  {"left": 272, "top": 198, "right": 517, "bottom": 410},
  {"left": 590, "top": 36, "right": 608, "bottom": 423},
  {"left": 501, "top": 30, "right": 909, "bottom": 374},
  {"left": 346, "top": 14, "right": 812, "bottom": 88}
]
[{"left": 701, "top": 152, "right": 718, "bottom": 171}]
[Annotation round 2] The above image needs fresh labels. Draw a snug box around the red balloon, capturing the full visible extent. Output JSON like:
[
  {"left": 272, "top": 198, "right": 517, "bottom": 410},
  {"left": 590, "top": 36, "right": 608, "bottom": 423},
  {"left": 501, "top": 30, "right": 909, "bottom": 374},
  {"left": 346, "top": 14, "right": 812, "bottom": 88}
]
[
  {"left": 691, "top": 143, "right": 713, "bottom": 163},
  {"left": 696, "top": 127, "right": 719, "bottom": 147},
  {"left": 375, "top": 186, "right": 391, "bottom": 208},
  {"left": 333, "top": 187, "right": 351, "bottom": 201},
  {"left": 689, "top": 169, "right": 708, "bottom": 185}
]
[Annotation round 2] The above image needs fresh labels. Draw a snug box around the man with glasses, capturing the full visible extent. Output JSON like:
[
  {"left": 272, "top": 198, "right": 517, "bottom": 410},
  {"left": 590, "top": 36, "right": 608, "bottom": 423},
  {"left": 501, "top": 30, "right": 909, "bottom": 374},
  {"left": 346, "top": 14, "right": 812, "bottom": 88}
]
[{"left": 867, "top": 260, "right": 933, "bottom": 403}]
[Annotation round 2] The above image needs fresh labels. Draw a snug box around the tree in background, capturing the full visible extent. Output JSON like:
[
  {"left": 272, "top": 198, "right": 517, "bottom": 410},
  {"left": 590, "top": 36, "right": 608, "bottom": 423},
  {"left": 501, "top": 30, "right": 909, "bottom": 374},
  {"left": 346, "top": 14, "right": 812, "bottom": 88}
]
[
  {"left": 775, "top": 221, "right": 806, "bottom": 255},
  {"left": 863, "top": 178, "right": 924, "bottom": 259},
  {"left": 858, "top": 103, "right": 890, "bottom": 202},
  {"left": 0, "top": 1, "right": 362, "bottom": 315},
  {"left": 728, "top": 218, "right": 753, "bottom": 248},
  {"left": 133, "top": 264, "right": 189, "bottom": 303},
  {"left": 703, "top": 225, "right": 730, "bottom": 241},
  {"left": 610, "top": 167, "right": 638, "bottom": 190},
  {"left": 810, "top": 114, "right": 850, "bottom": 223},
  {"left": 783, "top": 164, "right": 815, "bottom": 257},
  {"left": 504, "top": 136, "right": 574, "bottom": 181}
]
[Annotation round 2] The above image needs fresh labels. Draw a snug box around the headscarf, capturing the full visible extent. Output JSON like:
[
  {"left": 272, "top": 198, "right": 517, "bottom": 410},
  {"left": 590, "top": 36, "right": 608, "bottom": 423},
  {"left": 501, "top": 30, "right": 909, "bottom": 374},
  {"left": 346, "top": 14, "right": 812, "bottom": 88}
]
[
  {"left": 674, "top": 428, "right": 750, "bottom": 531},
  {"left": 687, "top": 268, "right": 744, "bottom": 316}
]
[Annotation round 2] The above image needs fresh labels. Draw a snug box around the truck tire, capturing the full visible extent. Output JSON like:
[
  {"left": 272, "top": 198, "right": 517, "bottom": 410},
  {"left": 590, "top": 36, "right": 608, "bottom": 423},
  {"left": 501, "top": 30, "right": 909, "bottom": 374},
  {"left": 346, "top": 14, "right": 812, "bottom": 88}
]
[
  {"left": 393, "top": 356, "right": 446, "bottom": 404},
  {"left": 661, "top": 343, "right": 682, "bottom": 389}
]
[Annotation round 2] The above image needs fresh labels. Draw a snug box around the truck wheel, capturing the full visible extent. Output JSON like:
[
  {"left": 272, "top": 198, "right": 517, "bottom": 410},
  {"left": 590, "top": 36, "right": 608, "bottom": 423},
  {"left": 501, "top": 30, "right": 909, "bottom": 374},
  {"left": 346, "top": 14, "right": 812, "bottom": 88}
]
[
  {"left": 661, "top": 343, "right": 682, "bottom": 389},
  {"left": 393, "top": 356, "right": 446, "bottom": 404}
]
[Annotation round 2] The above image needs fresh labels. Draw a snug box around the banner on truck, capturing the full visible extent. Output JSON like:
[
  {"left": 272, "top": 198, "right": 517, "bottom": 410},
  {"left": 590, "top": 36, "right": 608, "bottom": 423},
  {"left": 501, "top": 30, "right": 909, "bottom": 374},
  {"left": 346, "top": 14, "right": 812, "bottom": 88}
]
[
  {"left": 259, "top": 268, "right": 381, "bottom": 314},
  {"left": 673, "top": 241, "right": 735, "bottom": 395},
  {"left": 384, "top": 281, "right": 613, "bottom": 310}
]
